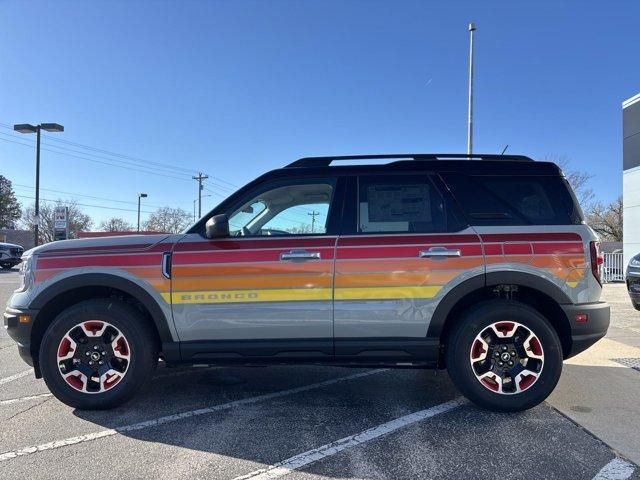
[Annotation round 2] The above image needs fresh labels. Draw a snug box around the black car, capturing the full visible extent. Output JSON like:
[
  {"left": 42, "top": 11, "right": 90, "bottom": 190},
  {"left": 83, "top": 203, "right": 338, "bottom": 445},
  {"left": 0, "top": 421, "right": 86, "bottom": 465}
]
[
  {"left": 0, "top": 242, "right": 24, "bottom": 270},
  {"left": 627, "top": 252, "right": 640, "bottom": 310}
]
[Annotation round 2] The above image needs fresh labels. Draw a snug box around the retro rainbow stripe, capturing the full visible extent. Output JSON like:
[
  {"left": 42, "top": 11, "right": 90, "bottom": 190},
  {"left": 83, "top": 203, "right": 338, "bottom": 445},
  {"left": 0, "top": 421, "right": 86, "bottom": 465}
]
[{"left": 33, "top": 233, "right": 587, "bottom": 305}]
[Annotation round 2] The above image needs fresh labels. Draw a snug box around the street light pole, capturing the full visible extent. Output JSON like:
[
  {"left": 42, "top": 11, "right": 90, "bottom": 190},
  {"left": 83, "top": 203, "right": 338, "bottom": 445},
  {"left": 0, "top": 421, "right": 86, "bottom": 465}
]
[
  {"left": 467, "top": 22, "right": 476, "bottom": 155},
  {"left": 13, "top": 123, "right": 64, "bottom": 246},
  {"left": 137, "top": 193, "right": 147, "bottom": 232}
]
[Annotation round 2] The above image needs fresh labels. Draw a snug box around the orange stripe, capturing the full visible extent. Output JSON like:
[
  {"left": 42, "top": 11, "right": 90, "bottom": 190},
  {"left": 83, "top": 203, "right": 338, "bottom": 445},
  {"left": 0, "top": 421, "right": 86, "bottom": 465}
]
[
  {"left": 335, "top": 271, "right": 459, "bottom": 287},
  {"left": 172, "top": 274, "right": 332, "bottom": 291},
  {"left": 336, "top": 258, "right": 483, "bottom": 273},
  {"left": 172, "top": 261, "right": 332, "bottom": 277}
]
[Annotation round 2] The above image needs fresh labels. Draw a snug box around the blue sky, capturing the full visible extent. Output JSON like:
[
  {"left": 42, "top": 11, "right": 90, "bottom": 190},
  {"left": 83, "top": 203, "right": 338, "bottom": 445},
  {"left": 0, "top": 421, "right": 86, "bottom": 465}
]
[{"left": 1, "top": 1, "right": 638, "bottom": 227}]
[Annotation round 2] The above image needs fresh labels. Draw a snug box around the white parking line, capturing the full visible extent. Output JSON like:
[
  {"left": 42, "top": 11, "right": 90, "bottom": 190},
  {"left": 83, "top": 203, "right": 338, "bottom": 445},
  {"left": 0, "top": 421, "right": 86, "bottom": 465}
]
[
  {"left": 0, "top": 369, "right": 33, "bottom": 386},
  {"left": 232, "top": 397, "right": 466, "bottom": 480},
  {"left": 0, "top": 393, "right": 52, "bottom": 406},
  {"left": 0, "top": 369, "right": 386, "bottom": 462},
  {"left": 593, "top": 458, "right": 635, "bottom": 480}
]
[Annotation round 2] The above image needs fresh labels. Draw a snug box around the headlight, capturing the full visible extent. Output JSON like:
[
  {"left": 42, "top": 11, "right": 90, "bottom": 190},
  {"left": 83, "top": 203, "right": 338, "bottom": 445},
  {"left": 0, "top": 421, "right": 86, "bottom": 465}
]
[
  {"left": 16, "top": 255, "right": 35, "bottom": 293},
  {"left": 630, "top": 258, "right": 640, "bottom": 268}
]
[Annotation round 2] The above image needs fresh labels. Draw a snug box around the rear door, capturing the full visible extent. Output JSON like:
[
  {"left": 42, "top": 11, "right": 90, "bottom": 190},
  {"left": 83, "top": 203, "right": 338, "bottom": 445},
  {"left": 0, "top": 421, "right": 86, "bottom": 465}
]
[
  {"left": 170, "top": 176, "right": 342, "bottom": 361},
  {"left": 334, "top": 173, "right": 483, "bottom": 362}
]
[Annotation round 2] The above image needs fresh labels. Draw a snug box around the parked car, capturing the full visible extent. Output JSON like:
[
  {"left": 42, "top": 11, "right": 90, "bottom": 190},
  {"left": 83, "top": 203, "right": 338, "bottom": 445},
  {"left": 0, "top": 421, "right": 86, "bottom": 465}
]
[
  {"left": 0, "top": 242, "right": 24, "bottom": 270},
  {"left": 4, "top": 154, "right": 610, "bottom": 411},
  {"left": 626, "top": 252, "right": 640, "bottom": 310}
]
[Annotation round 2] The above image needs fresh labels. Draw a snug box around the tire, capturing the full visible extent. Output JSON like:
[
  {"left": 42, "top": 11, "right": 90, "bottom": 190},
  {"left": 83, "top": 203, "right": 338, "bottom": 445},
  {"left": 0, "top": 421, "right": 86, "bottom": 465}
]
[
  {"left": 446, "top": 300, "right": 563, "bottom": 412},
  {"left": 40, "top": 299, "right": 158, "bottom": 409},
  {"left": 632, "top": 300, "right": 640, "bottom": 311}
]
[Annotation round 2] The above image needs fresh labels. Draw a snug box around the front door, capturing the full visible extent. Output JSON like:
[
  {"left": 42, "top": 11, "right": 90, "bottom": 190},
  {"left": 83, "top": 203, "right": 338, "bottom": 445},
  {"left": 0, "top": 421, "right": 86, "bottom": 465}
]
[
  {"left": 170, "top": 177, "right": 340, "bottom": 361},
  {"left": 333, "top": 173, "right": 482, "bottom": 363}
]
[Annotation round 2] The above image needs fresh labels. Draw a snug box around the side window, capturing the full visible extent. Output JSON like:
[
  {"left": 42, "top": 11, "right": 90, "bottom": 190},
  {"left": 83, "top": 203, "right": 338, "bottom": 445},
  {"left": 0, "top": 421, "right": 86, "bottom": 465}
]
[
  {"left": 357, "top": 175, "right": 446, "bottom": 233},
  {"left": 228, "top": 180, "right": 334, "bottom": 236},
  {"left": 442, "top": 173, "right": 583, "bottom": 225}
]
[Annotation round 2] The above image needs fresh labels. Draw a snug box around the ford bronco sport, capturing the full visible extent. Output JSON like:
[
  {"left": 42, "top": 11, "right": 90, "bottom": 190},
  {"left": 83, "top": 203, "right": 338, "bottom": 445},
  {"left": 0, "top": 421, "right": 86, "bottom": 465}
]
[{"left": 4, "top": 154, "right": 610, "bottom": 411}]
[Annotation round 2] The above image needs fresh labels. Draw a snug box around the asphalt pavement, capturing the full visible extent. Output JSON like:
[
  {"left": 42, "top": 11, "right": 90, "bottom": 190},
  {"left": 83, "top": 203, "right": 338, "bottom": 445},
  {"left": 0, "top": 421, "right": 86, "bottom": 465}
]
[{"left": 1, "top": 269, "right": 638, "bottom": 479}]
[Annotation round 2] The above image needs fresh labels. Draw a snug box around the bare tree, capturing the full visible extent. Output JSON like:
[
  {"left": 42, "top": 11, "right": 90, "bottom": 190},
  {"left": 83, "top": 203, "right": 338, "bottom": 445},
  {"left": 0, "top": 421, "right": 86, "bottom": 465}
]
[
  {"left": 21, "top": 200, "right": 93, "bottom": 243},
  {"left": 143, "top": 206, "right": 191, "bottom": 233},
  {"left": 586, "top": 196, "right": 623, "bottom": 241},
  {"left": 99, "top": 217, "right": 134, "bottom": 232},
  {"left": 541, "top": 155, "right": 595, "bottom": 208}
]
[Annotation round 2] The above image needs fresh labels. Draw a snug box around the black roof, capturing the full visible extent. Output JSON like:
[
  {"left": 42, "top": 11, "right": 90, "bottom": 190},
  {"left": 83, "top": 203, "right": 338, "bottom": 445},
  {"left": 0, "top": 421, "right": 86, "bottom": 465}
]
[{"left": 286, "top": 153, "right": 534, "bottom": 168}]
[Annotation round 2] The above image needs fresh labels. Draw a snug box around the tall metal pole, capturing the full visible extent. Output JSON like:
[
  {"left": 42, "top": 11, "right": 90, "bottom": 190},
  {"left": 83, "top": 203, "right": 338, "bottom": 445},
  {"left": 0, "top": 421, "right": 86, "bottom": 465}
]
[
  {"left": 34, "top": 126, "right": 41, "bottom": 246},
  {"left": 467, "top": 22, "right": 476, "bottom": 155},
  {"left": 137, "top": 196, "right": 142, "bottom": 232}
]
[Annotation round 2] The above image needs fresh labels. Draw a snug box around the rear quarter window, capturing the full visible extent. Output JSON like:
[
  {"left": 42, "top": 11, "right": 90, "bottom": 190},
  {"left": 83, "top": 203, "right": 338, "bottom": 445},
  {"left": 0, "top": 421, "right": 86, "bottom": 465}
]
[{"left": 442, "top": 173, "right": 583, "bottom": 226}]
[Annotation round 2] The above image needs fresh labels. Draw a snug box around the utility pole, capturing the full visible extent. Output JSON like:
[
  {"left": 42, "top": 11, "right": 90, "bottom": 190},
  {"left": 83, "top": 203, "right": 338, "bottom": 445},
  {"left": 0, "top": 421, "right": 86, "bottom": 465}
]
[
  {"left": 137, "top": 193, "right": 147, "bottom": 232},
  {"left": 467, "top": 22, "right": 476, "bottom": 155},
  {"left": 308, "top": 210, "right": 320, "bottom": 233},
  {"left": 192, "top": 172, "right": 209, "bottom": 218}
]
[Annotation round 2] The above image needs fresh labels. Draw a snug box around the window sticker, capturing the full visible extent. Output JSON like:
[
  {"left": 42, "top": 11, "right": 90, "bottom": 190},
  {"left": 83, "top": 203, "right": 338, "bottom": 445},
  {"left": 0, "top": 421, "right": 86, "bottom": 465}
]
[{"left": 366, "top": 184, "right": 431, "bottom": 222}]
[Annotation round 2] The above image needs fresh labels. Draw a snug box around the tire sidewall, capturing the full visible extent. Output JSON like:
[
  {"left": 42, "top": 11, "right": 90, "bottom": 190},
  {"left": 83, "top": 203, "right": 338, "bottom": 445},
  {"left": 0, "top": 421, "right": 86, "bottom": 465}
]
[
  {"left": 447, "top": 301, "right": 563, "bottom": 412},
  {"left": 40, "top": 299, "right": 156, "bottom": 409}
]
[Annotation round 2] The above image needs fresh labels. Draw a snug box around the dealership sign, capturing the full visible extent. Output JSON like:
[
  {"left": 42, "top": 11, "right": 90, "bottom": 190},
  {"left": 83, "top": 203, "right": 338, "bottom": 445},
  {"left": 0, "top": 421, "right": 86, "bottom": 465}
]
[{"left": 54, "top": 207, "right": 69, "bottom": 241}]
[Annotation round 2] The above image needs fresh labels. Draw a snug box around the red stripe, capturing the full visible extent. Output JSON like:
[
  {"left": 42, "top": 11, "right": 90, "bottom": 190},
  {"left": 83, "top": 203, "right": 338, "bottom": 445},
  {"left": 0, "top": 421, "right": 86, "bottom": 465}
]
[
  {"left": 174, "top": 237, "right": 336, "bottom": 252},
  {"left": 503, "top": 243, "right": 533, "bottom": 255},
  {"left": 173, "top": 247, "right": 336, "bottom": 265},
  {"left": 38, "top": 242, "right": 170, "bottom": 257},
  {"left": 532, "top": 242, "right": 584, "bottom": 255},
  {"left": 37, "top": 253, "right": 162, "bottom": 269},
  {"left": 337, "top": 244, "right": 482, "bottom": 260},
  {"left": 338, "top": 234, "right": 479, "bottom": 247},
  {"left": 480, "top": 233, "right": 581, "bottom": 242},
  {"left": 483, "top": 244, "right": 502, "bottom": 256}
]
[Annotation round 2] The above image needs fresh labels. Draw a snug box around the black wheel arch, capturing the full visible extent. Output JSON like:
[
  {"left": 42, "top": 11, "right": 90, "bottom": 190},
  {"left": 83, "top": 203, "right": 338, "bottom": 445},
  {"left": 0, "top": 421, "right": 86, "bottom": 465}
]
[
  {"left": 29, "top": 273, "right": 174, "bottom": 364},
  {"left": 428, "top": 271, "right": 573, "bottom": 362}
]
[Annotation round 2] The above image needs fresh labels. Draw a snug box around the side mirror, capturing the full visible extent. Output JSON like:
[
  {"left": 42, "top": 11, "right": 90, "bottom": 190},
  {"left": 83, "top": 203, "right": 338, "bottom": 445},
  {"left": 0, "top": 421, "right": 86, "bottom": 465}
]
[{"left": 205, "top": 214, "right": 230, "bottom": 239}]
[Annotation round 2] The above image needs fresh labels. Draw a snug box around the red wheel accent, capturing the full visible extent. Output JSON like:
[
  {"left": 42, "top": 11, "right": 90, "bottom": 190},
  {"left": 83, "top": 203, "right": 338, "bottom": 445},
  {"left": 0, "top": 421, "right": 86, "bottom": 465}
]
[
  {"left": 494, "top": 322, "right": 516, "bottom": 337},
  {"left": 102, "top": 373, "right": 121, "bottom": 390},
  {"left": 527, "top": 337, "right": 542, "bottom": 357},
  {"left": 471, "top": 339, "right": 486, "bottom": 360},
  {"left": 481, "top": 375, "right": 500, "bottom": 392},
  {"left": 114, "top": 337, "right": 129, "bottom": 356},
  {"left": 57, "top": 338, "right": 74, "bottom": 358},
  {"left": 66, "top": 374, "right": 84, "bottom": 390},
  {"left": 83, "top": 321, "right": 105, "bottom": 335},
  {"left": 518, "top": 374, "right": 537, "bottom": 391}
]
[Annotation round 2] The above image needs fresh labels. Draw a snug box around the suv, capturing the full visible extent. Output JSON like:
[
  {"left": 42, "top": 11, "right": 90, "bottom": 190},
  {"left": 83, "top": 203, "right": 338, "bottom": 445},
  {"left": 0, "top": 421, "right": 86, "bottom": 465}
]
[
  {"left": 0, "top": 242, "right": 24, "bottom": 270},
  {"left": 4, "top": 154, "right": 610, "bottom": 411}
]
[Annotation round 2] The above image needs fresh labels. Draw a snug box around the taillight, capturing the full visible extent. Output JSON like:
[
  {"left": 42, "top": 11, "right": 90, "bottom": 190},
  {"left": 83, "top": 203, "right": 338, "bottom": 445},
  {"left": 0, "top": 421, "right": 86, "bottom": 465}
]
[{"left": 590, "top": 241, "right": 603, "bottom": 286}]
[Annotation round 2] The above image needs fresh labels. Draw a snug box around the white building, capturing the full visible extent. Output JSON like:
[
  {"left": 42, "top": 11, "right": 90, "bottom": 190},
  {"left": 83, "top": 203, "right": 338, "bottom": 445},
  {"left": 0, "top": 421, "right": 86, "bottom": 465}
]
[{"left": 623, "top": 93, "right": 640, "bottom": 269}]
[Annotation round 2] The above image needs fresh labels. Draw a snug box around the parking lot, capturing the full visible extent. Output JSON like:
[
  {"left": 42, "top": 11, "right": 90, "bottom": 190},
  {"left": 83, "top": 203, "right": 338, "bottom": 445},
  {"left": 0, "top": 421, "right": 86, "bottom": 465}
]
[{"left": 1, "top": 269, "right": 638, "bottom": 480}]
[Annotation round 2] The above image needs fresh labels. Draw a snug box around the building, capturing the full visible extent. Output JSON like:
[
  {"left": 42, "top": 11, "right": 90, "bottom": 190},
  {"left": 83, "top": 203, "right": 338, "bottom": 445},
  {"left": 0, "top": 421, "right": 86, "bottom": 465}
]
[
  {"left": 0, "top": 229, "right": 35, "bottom": 250},
  {"left": 624, "top": 93, "right": 640, "bottom": 269}
]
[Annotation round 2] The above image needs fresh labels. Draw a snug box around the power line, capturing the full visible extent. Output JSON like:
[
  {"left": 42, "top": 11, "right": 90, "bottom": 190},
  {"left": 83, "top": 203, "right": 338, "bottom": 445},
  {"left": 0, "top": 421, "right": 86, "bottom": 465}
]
[{"left": 14, "top": 194, "right": 157, "bottom": 214}]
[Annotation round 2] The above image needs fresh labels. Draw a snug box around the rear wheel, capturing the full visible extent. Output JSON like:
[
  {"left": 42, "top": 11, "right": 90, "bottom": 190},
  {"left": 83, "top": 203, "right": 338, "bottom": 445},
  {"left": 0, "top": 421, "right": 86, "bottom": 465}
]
[
  {"left": 446, "top": 300, "right": 563, "bottom": 412},
  {"left": 40, "top": 299, "right": 158, "bottom": 409}
]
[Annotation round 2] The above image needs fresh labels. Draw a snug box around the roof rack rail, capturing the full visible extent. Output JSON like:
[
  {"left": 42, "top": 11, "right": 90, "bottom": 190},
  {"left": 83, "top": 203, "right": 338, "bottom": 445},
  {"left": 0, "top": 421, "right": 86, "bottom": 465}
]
[{"left": 286, "top": 153, "right": 534, "bottom": 168}]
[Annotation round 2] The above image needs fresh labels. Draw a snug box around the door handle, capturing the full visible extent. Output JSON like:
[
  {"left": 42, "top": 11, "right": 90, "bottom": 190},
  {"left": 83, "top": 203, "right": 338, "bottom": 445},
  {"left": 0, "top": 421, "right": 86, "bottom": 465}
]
[
  {"left": 419, "top": 247, "right": 461, "bottom": 258},
  {"left": 280, "top": 250, "right": 321, "bottom": 261}
]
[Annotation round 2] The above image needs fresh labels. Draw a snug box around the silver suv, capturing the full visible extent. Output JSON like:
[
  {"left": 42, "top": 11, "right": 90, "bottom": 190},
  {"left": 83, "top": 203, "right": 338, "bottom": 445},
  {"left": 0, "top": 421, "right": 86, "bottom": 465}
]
[
  {"left": 0, "top": 242, "right": 24, "bottom": 270},
  {"left": 4, "top": 154, "right": 610, "bottom": 411}
]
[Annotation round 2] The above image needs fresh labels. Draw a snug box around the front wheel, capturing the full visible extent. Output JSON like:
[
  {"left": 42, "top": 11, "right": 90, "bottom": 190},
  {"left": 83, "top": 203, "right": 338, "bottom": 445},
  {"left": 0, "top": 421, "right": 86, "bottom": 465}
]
[
  {"left": 40, "top": 299, "right": 158, "bottom": 409},
  {"left": 446, "top": 300, "right": 563, "bottom": 412}
]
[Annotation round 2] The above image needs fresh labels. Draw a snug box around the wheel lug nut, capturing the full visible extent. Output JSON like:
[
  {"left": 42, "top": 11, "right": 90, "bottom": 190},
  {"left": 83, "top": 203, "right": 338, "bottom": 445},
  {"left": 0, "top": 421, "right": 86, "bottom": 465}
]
[
  {"left": 85, "top": 351, "right": 90, "bottom": 356},
  {"left": 99, "top": 360, "right": 104, "bottom": 365},
  {"left": 502, "top": 346, "right": 507, "bottom": 351},
  {"left": 494, "top": 352, "right": 500, "bottom": 357},
  {"left": 94, "top": 345, "right": 99, "bottom": 350},
  {"left": 511, "top": 351, "right": 516, "bottom": 356},
  {"left": 89, "top": 361, "right": 94, "bottom": 365},
  {"left": 102, "top": 351, "right": 107, "bottom": 356},
  {"left": 508, "top": 361, "right": 514, "bottom": 366},
  {"left": 498, "top": 361, "right": 503, "bottom": 366}
]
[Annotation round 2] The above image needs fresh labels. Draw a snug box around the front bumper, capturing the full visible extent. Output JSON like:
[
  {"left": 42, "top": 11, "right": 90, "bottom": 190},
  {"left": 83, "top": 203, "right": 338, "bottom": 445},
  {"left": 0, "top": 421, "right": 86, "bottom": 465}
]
[
  {"left": 3, "top": 306, "right": 38, "bottom": 368},
  {"left": 561, "top": 302, "right": 610, "bottom": 358}
]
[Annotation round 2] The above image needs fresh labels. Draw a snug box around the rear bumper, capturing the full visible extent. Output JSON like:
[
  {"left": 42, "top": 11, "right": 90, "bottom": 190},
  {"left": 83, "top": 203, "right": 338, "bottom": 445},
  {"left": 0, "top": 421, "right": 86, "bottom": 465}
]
[
  {"left": 3, "top": 306, "right": 38, "bottom": 368},
  {"left": 561, "top": 302, "right": 610, "bottom": 358}
]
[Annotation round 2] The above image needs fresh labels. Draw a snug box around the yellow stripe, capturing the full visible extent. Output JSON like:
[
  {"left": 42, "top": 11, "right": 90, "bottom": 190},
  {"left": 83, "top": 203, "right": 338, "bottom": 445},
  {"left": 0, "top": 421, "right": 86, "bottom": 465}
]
[
  {"left": 163, "top": 288, "right": 332, "bottom": 304},
  {"left": 162, "top": 285, "right": 444, "bottom": 304},
  {"left": 566, "top": 281, "right": 579, "bottom": 288},
  {"left": 335, "top": 286, "right": 442, "bottom": 300}
]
